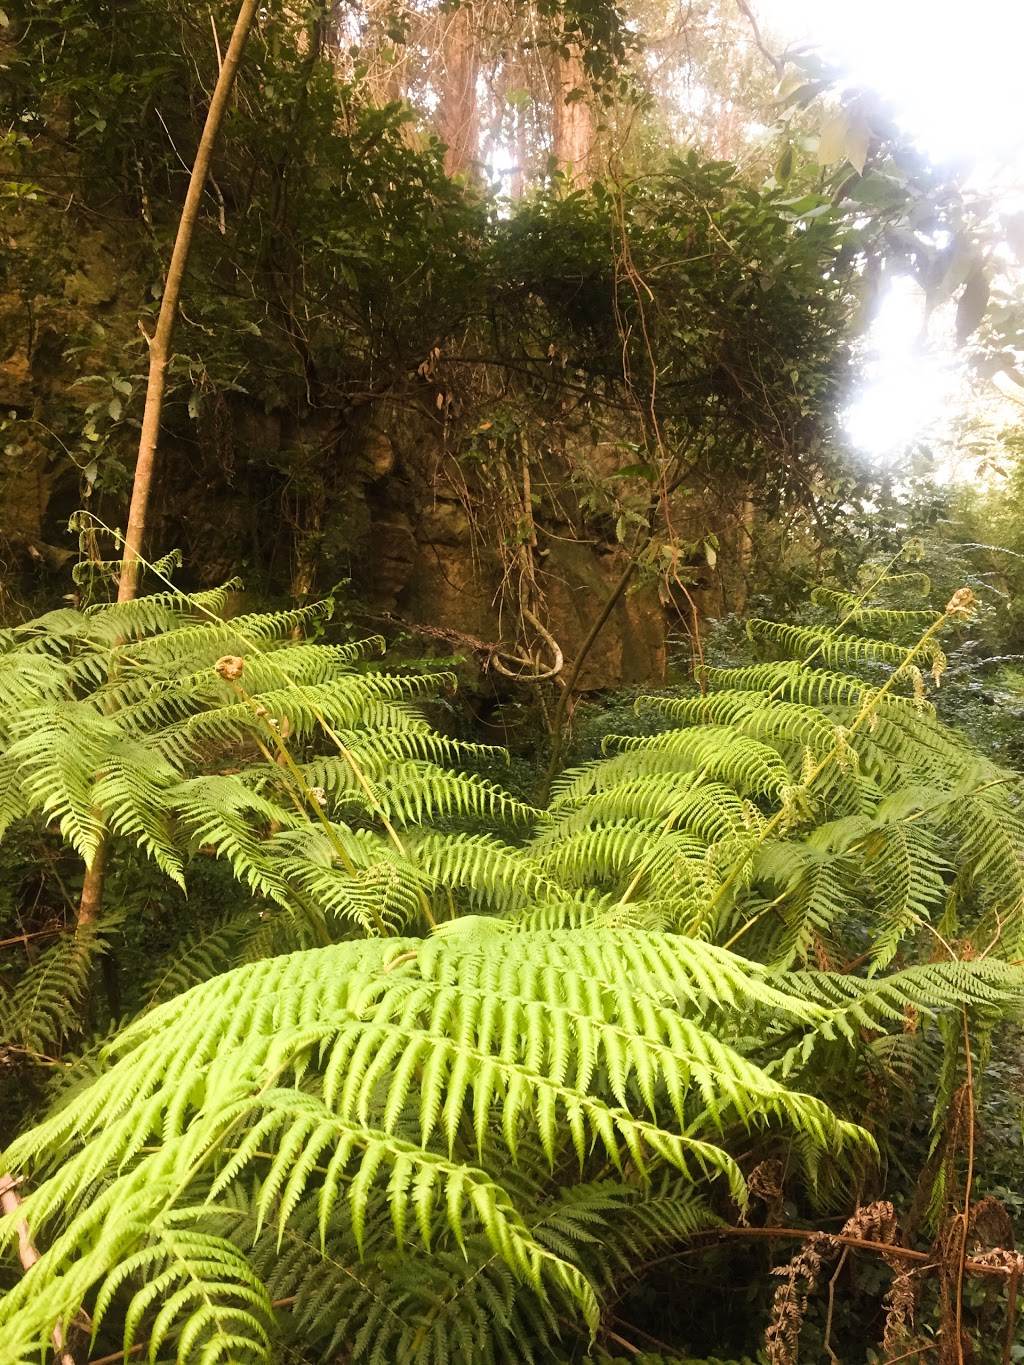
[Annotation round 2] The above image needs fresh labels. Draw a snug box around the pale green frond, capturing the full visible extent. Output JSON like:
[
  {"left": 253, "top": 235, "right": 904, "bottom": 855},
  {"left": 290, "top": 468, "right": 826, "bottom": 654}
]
[
  {"left": 210, "top": 641, "right": 383, "bottom": 694},
  {"left": 810, "top": 586, "right": 941, "bottom": 636},
  {"left": 781, "top": 959, "right": 1024, "bottom": 1061},
  {"left": 82, "top": 581, "right": 242, "bottom": 642},
  {"left": 154, "top": 677, "right": 442, "bottom": 758},
  {"left": 297, "top": 731, "right": 510, "bottom": 805},
  {"left": 640, "top": 690, "right": 840, "bottom": 754},
  {"left": 375, "top": 764, "right": 540, "bottom": 829},
  {"left": 508, "top": 890, "right": 664, "bottom": 932},
  {"left": 749, "top": 839, "right": 865, "bottom": 970},
  {"left": 268, "top": 825, "right": 427, "bottom": 933},
  {"left": 169, "top": 776, "right": 305, "bottom": 901},
  {"left": 694, "top": 660, "right": 933, "bottom": 718},
  {"left": 747, "top": 618, "right": 938, "bottom": 669},
  {"left": 536, "top": 776, "right": 750, "bottom": 854},
  {"left": 110, "top": 601, "right": 337, "bottom": 676},
  {"left": 3, "top": 608, "right": 95, "bottom": 655},
  {"left": 412, "top": 832, "right": 569, "bottom": 913},
  {"left": 90, "top": 740, "right": 186, "bottom": 885},
  {"left": 0, "top": 753, "right": 28, "bottom": 842},
  {"left": 863, "top": 819, "right": 949, "bottom": 969},
  {"left": 604, "top": 726, "right": 791, "bottom": 800},
  {"left": 546, "top": 775, "right": 748, "bottom": 835},
  {"left": 534, "top": 819, "right": 709, "bottom": 895},
  {"left": 0, "top": 653, "right": 70, "bottom": 739},
  {"left": 5, "top": 704, "right": 115, "bottom": 864},
  {"left": 0, "top": 927, "right": 868, "bottom": 1363}
]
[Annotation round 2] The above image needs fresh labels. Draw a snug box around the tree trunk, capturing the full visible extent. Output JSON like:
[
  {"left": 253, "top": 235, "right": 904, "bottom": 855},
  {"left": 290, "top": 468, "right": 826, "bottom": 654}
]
[
  {"left": 76, "top": 834, "right": 108, "bottom": 929},
  {"left": 0, "top": 1176, "right": 75, "bottom": 1364},
  {"left": 552, "top": 44, "right": 594, "bottom": 182},
  {"left": 734, "top": 495, "right": 755, "bottom": 614},
  {"left": 437, "top": 2, "right": 479, "bottom": 179}
]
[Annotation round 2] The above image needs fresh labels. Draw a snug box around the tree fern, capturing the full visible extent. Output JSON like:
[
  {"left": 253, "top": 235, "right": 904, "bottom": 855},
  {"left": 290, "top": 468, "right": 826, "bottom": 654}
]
[
  {"left": 539, "top": 585, "right": 1022, "bottom": 964},
  {"left": 0, "top": 925, "right": 867, "bottom": 1363},
  {"left": 4, "top": 572, "right": 1024, "bottom": 1362},
  {"left": 747, "top": 617, "right": 945, "bottom": 672}
]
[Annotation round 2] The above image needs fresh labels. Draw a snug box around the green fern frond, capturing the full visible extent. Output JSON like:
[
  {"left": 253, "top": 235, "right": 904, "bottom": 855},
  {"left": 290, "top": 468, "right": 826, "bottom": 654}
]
[
  {"left": 747, "top": 618, "right": 941, "bottom": 670},
  {"left": 169, "top": 776, "right": 304, "bottom": 901},
  {"left": 154, "top": 677, "right": 445, "bottom": 758},
  {"left": 3, "top": 608, "right": 96, "bottom": 654},
  {"left": 810, "top": 586, "right": 941, "bottom": 636},
  {"left": 5, "top": 705, "right": 117, "bottom": 864},
  {"left": 0, "top": 655, "right": 70, "bottom": 738},
  {"left": 0, "top": 922, "right": 108, "bottom": 1059},
  {"left": 603, "top": 726, "right": 791, "bottom": 800},
  {"left": 0, "top": 754, "right": 28, "bottom": 842},
  {"left": 0, "top": 927, "right": 868, "bottom": 1361},
  {"left": 749, "top": 841, "right": 864, "bottom": 970},
  {"left": 82, "top": 579, "right": 244, "bottom": 640},
  {"left": 506, "top": 890, "right": 663, "bottom": 933},
  {"left": 781, "top": 958, "right": 1024, "bottom": 1063},
  {"left": 374, "top": 764, "right": 540, "bottom": 828},
  {"left": 413, "top": 833, "right": 568, "bottom": 913},
  {"left": 640, "top": 691, "right": 840, "bottom": 754},
  {"left": 269, "top": 826, "right": 427, "bottom": 934},
  {"left": 534, "top": 820, "right": 712, "bottom": 901},
  {"left": 538, "top": 776, "right": 751, "bottom": 846},
  {"left": 693, "top": 660, "right": 933, "bottom": 717}
]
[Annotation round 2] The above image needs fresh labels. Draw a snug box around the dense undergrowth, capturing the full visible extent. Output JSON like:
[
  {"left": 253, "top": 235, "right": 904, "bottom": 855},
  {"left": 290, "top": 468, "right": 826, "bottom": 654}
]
[{"left": 1, "top": 561, "right": 1024, "bottom": 1364}]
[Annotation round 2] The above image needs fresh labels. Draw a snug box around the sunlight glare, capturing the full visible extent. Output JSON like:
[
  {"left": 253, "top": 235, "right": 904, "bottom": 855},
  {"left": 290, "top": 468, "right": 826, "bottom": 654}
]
[{"left": 757, "top": 0, "right": 1024, "bottom": 468}]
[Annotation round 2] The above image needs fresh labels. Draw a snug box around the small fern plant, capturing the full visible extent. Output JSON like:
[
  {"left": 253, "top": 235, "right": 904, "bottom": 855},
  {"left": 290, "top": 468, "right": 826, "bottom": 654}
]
[{"left": 531, "top": 570, "right": 1024, "bottom": 1211}]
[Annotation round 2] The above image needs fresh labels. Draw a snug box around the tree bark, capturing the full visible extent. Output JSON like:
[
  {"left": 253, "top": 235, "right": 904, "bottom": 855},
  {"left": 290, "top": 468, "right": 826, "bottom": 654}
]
[
  {"left": 437, "top": 2, "right": 479, "bottom": 179},
  {"left": 117, "top": 0, "right": 260, "bottom": 605},
  {"left": 552, "top": 44, "right": 594, "bottom": 183},
  {"left": 75, "top": 830, "right": 108, "bottom": 929}
]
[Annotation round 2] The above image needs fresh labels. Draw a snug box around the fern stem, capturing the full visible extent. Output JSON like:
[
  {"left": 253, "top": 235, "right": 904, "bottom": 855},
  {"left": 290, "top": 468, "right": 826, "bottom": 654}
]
[
  {"left": 954, "top": 1007, "right": 977, "bottom": 1365},
  {"left": 648, "top": 1223, "right": 1017, "bottom": 1278},
  {"left": 223, "top": 679, "right": 394, "bottom": 937},
  {"left": 224, "top": 680, "right": 360, "bottom": 874}
]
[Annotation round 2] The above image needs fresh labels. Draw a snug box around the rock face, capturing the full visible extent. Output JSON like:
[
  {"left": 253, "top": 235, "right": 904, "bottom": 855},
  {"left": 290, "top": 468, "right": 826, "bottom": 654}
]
[
  {"left": 0, "top": 290, "right": 667, "bottom": 686},
  {"left": 0, "top": 163, "right": 669, "bottom": 688},
  {"left": 343, "top": 425, "right": 667, "bottom": 689}
]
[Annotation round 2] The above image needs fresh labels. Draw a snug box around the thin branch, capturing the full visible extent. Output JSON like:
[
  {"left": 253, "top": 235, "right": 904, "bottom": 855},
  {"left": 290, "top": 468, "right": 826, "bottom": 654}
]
[
  {"left": 119, "top": 0, "right": 260, "bottom": 603},
  {"left": 538, "top": 555, "right": 638, "bottom": 803},
  {"left": 735, "top": 1, "right": 785, "bottom": 80}
]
